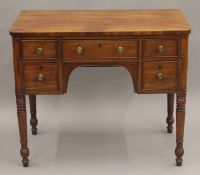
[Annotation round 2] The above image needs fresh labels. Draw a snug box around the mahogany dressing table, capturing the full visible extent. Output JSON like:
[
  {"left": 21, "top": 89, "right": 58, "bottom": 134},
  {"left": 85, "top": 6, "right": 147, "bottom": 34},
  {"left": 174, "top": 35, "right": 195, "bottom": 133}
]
[{"left": 10, "top": 10, "right": 191, "bottom": 167}]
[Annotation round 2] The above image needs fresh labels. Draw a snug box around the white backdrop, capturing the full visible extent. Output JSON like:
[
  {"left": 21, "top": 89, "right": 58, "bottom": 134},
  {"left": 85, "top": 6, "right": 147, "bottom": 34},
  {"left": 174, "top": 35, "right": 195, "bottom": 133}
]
[{"left": 0, "top": 1, "right": 199, "bottom": 175}]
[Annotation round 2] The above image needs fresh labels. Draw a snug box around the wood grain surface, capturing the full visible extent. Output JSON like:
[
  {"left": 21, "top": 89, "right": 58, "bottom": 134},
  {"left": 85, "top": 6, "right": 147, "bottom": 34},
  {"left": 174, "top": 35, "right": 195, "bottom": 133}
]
[
  {"left": 10, "top": 9, "right": 191, "bottom": 36},
  {"left": 62, "top": 39, "right": 138, "bottom": 59}
]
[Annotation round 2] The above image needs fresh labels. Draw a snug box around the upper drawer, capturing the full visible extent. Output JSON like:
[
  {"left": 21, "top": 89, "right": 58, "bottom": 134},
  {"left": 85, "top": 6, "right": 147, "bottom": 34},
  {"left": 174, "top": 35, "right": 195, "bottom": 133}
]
[
  {"left": 142, "top": 39, "right": 179, "bottom": 58},
  {"left": 21, "top": 40, "right": 58, "bottom": 59},
  {"left": 62, "top": 40, "right": 138, "bottom": 59}
]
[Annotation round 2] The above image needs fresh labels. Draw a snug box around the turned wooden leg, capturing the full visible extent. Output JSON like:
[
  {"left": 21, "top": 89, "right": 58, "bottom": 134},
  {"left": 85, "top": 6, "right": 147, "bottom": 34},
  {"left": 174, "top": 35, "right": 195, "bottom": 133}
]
[
  {"left": 16, "top": 95, "right": 29, "bottom": 167},
  {"left": 166, "top": 93, "right": 174, "bottom": 133},
  {"left": 175, "top": 93, "right": 186, "bottom": 166},
  {"left": 29, "top": 95, "right": 38, "bottom": 135}
]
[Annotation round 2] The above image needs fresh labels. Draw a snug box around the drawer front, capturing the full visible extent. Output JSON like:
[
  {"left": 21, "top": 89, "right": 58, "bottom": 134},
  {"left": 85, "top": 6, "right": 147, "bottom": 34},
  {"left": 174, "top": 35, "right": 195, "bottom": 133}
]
[
  {"left": 62, "top": 40, "right": 138, "bottom": 59},
  {"left": 143, "top": 39, "right": 179, "bottom": 57},
  {"left": 23, "top": 63, "right": 59, "bottom": 91},
  {"left": 22, "top": 40, "right": 58, "bottom": 59},
  {"left": 142, "top": 61, "right": 178, "bottom": 91}
]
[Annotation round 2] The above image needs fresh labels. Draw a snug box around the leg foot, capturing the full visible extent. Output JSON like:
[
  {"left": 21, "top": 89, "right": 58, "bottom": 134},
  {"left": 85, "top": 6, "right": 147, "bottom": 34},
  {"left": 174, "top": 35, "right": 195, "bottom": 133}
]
[
  {"left": 176, "top": 159, "right": 183, "bottom": 166},
  {"left": 175, "top": 146, "right": 184, "bottom": 166},
  {"left": 29, "top": 95, "right": 38, "bottom": 135},
  {"left": 167, "top": 128, "right": 173, "bottom": 133},
  {"left": 175, "top": 93, "right": 186, "bottom": 166},
  {"left": 31, "top": 128, "right": 37, "bottom": 135},
  {"left": 166, "top": 93, "right": 174, "bottom": 133},
  {"left": 22, "top": 158, "right": 29, "bottom": 167}
]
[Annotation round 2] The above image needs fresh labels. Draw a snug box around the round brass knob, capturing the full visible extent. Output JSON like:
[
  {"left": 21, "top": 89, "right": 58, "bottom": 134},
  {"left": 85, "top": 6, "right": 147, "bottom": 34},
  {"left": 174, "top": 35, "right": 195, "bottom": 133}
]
[
  {"left": 158, "top": 45, "right": 165, "bottom": 53},
  {"left": 156, "top": 73, "right": 164, "bottom": 80},
  {"left": 37, "top": 73, "right": 44, "bottom": 81},
  {"left": 77, "top": 46, "right": 83, "bottom": 55},
  {"left": 36, "top": 48, "right": 43, "bottom": 55},
  {"left": 118, "top": 46, "right": 124, "bottom": 54}
]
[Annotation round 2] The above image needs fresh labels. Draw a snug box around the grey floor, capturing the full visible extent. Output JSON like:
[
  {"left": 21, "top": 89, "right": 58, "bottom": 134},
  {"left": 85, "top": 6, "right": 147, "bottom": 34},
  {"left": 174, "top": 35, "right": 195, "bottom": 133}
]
[{"left": 0, "top": 68, "right": 199, "bottom": 175}]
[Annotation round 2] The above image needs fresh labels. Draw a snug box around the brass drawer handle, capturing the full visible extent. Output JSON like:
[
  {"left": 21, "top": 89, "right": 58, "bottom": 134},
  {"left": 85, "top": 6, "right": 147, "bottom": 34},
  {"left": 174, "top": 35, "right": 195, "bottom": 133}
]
[
  {"left": 36, "top": 47, "right": 43, "bottom": 55},
  {"left": 77, "top": 46, "right": 83, "bottom": 55},
  {"left": 158, "top": 45, "right": 165, "bottom": 53},
  {"left": 37, "top": 73, "right": 44, "bottom": 81},
  {"left": 157, "top": 73, "right": 164, "bottom": 80},
  {"left": 118, "top": 46, "right": 124, "bottom": 54}
]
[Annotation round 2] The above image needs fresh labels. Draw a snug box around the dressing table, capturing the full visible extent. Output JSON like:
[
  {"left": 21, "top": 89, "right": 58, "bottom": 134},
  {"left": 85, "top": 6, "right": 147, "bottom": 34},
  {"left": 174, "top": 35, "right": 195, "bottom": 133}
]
[{"left": 10, "top": 9, "right": 191, "bottom": 167}]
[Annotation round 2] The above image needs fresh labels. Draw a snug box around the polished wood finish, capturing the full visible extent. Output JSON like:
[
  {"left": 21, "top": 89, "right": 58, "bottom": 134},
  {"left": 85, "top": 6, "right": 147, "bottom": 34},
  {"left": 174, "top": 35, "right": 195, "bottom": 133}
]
[
  {"left": 10, "top": 10, "right": 191, "bottom": 167},
  {"left": 62, "top": 39, "right": 138, "bottom": 59},
  {"left": 175, "top": 93, "right": 186, "bottom": 166},
  {"left": 23, "top": 63, "right": 59, "bottom": 92},
  {"left": 10, "top": 10, "right": 190, "bottom": 36},
  {"left": 16, "top": 95, "right": 29, "bottom": 167},
  {"left": 166, "top": 93, "right": 175, "bottom": 133},
  {"left": 142, "top": 39, "right": 179, "bottom": 58},
  {"left": 21, "top": 40, "right": 58, "bottom": 59},
  {"left": 142, "top": 61, "right": 178, "bottom": 91}
]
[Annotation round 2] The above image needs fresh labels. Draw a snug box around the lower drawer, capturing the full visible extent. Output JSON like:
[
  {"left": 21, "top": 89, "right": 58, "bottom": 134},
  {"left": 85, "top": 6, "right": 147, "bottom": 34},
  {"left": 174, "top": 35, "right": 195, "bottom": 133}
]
[
  {"left": 23, "top": 63, "right": 59, "bottom": 92},
  {"left": 142, "top": 61, "right": 178, "bottom": 91}
]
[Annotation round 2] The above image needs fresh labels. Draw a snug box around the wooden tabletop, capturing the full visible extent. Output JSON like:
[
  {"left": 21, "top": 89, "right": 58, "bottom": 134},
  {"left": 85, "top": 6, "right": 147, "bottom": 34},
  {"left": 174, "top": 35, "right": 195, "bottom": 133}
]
[{"left": 10, "top": 9, "right": 191, "bottom": 36}]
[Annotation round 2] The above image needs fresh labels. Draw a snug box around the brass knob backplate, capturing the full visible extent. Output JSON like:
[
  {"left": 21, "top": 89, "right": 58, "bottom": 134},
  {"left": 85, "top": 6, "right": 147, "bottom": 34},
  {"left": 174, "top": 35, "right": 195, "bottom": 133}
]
[
  {"left": 37, "top": 73, "right": 44, "bottom": 81},
  {"left": 77, "top": 46, "right": 83, "bottom": 55},
  {"left": 156, "top": 73, "right": 164, "bottom": 80},
  {"left": 118, "top": 46, "right": 124, "bottom": 54},
  {"left": 158, "top": 45, "right": 165, "bottom": 53},
  {"left": 36, "top": 48, "right": 43, "bottom": 55}
]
